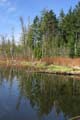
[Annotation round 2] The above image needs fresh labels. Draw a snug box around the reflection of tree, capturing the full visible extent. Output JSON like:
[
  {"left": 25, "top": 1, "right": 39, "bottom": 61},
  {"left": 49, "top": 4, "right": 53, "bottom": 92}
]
[
  {"left": 0, "top": 67, "right": 13, "bottom": 85},
  {"left": 16, "top": 71, "right": 80, "bottom": 119},
  {"left": 16, "top": 94, "right": 22, "bottom": 111},
  {"left": 0, "top": 67, "right": 80, "bottom": 119}
]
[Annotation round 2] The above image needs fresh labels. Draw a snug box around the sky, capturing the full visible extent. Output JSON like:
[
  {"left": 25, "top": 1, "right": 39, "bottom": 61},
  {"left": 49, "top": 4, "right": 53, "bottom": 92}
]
[{"left": 0, "top": 0, "right": 79, "bottom": 42}]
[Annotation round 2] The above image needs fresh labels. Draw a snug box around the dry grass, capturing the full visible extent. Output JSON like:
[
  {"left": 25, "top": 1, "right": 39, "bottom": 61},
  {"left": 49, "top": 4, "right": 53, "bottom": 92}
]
[
  {"left": 0, "top": 56, "right": 80, "bottom": 68},
  {"left": 41, "top": 57, "right": 80, "bottom": 67}
]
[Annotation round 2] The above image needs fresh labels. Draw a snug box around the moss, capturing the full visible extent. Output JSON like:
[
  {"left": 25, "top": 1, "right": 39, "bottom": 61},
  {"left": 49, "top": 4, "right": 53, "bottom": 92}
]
[
  {"left": 47, "top": 65, "right": 73, "bottom": 72},
  {"left": 34, "top": 62, "right": 46, "bottom": 68},
  {"left": 20, "top": 61, "right": 46, "bottom": 69},
  {"left": 21, "top": 61, "right": 33, "bottom": 66}
]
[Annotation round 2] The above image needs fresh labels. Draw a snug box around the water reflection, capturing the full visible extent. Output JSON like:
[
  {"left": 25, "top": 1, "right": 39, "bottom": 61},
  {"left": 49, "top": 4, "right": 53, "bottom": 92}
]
[{"left": 0, "top": 67, "right": 80, "bottom": 120}]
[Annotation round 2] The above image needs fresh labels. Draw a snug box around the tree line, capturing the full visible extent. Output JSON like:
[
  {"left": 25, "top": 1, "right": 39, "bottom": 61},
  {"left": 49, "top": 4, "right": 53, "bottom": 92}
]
[{"left": 0, "top": 2, "right": 80, "bottom": 59}]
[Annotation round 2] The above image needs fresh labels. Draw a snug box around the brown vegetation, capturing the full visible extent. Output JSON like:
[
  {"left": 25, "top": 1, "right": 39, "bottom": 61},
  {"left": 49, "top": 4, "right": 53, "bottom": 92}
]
[
  {"left": 41, "top": 57, "right": 80, "bottom": 67},
  {"left": 0, "top": 57, "right": 80, "bottom": 68}
]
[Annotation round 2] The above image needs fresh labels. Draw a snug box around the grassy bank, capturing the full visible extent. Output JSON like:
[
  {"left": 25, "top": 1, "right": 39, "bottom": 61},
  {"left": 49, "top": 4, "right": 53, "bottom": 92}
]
[
  {"left": 20, "top": 60, "right": 80, "bottom": 74},
  {"left": 0, "top": 58, "right": 80, "bottom": 75}
]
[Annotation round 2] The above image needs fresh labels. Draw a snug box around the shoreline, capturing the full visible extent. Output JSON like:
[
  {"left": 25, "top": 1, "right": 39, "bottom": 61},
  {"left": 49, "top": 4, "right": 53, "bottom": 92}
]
[{"left": 0, "top": 59, "right": 80, "bottom": 76}]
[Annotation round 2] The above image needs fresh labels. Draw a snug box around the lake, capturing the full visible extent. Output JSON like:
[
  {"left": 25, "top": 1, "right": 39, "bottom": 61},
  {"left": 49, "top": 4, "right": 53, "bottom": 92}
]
[{"left": 0, "top": 67, "right": 80, "bottom": 120}]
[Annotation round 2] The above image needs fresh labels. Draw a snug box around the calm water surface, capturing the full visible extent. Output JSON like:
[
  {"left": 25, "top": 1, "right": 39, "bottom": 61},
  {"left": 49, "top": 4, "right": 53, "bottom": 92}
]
[{"left": 0, "top": 67, "right": 80, "bottom": 120}]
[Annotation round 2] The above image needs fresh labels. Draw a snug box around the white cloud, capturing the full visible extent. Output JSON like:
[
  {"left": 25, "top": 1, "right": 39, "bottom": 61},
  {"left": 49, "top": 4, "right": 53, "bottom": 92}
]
[
  {"left": 0, "top": 0, "right": 8, "bottom": 5},
  {"left": 8, "top": 6, "right": 16, "bottom": 13},
  {"left": 0, "top": 0, "right": 16, "bottom": 13},
  {"left": 0, "top": 0, "right": 7, "bottom": 3},
  {"left": 0, "top": 0, "right": 9, "bottom": 6}
]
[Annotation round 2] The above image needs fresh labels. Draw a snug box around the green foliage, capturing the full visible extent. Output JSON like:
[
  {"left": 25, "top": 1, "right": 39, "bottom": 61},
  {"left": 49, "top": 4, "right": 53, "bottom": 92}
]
[{"left": 0, "top": 2, "right": 80, "bottom": 58}]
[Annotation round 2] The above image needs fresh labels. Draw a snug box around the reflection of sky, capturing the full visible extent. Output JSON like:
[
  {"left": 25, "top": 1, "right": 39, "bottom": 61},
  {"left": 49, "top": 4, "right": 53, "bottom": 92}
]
[
  {"left": 0, "top": 70, "right": 80, "bottom": 120},
  {"left": 42, "top": 105, "right": 66, "bottom": 120},
  {"left": 0, "top": 74, "right": 67, "bottom": 120},
  {"left": 0, "top": 77, "right": 38, "bottom": 120}
]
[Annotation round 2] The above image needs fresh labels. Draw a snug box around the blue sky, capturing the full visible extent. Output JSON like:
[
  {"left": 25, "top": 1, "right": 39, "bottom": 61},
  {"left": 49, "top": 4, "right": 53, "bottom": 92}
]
[{"left": 0, "top": 0, "right": 79, "bottom": 41}]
